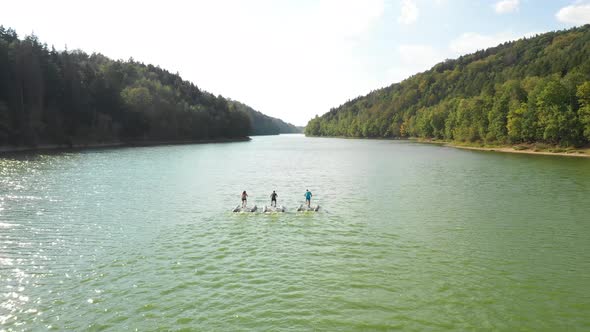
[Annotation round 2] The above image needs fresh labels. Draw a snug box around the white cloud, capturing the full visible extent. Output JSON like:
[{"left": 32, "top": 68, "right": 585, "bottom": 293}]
[
  {"left": 449, "top": 31, "right": 535, "bottom": 55},
  {"left": 384, "top": 29, "right": 539, "bottom": 85},
  {"left": 385, "top": 30, "right": 538, "bottom": 84},
  {"left": 398, "top": 0, "right": 419, "bottom": 24},
  {"left": 398, "top": 45, "right": 443, "bottom": 67},
  {"left": 494, "top": 0, "right": 520, "bottom": 14},
  {"left": 556, "top": 2, "right": 590, "bottom": 25},
  {"left": 383, "top": 44, "right": 445, "bottom": 84},
  {"left": 316, "top": 0, "right": 385, "bottom": 38}
]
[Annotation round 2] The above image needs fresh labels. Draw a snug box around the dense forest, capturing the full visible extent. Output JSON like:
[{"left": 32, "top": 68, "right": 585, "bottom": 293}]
[
  {"left": 0, "top": 26, "right": 297, "bottom": 149},
  {"left": 230, "top": 101, "right": 301, "bottom": 135},
  {"left": 306, "top": 25, "right": 590, "bottom": 147}
]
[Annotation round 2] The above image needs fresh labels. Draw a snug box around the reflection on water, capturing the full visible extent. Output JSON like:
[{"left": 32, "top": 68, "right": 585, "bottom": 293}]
[{"left": 1, "top": 135, "right": 590, "bottom": 330}]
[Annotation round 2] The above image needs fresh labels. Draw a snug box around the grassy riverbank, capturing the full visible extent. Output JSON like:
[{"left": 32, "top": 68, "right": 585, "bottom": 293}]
[
  {"left": 416, "top": 138, "right": 590, "bottom": 158},
  {"left": 0, "top": 137, "right": 251, "bottom": 154}
]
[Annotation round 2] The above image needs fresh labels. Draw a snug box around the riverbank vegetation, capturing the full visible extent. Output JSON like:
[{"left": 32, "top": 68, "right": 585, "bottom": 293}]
[
  {"left": 305, "top": 25, "right": 590, "bottom": 149},
  {"left": 416, "top": 138, "right": 589, "bottom": 158},
  {"left": 0, "top": 26, "right": 297, "bottom": 149}
]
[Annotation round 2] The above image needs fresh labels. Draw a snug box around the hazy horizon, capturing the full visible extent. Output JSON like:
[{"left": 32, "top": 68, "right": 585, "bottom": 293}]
[{"left": 1, "top": 0, "right": 589, "bottom": 126}]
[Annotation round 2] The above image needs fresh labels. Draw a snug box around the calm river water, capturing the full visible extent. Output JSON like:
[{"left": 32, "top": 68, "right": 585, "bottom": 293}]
[{"left": 1, "top": 134, "right": 590, "bottom": 331}]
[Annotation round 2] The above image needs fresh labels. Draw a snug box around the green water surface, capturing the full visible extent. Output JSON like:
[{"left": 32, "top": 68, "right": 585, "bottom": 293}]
[{"left": 1, "top": 135, "right": 589, "bottom": 331}]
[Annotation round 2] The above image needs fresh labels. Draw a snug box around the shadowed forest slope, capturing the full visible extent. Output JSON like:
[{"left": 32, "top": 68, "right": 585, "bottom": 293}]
[
  {"left": 0, "top": 26, "right": 296, "bottom": 148},
  {"left": 230, "top": 101, "right": 301, "bottom": 135}
]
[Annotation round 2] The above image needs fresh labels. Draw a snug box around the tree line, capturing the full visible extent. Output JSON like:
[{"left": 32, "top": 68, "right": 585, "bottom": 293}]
[
  {"left": 0, "top": 26, "right": 297, "bottom": 148},
  {"left": 230, "top": 101, "right": 301, "bottom": 135},
  {"left": 306, "top": 25, "right": 590, "bottom": 147}
]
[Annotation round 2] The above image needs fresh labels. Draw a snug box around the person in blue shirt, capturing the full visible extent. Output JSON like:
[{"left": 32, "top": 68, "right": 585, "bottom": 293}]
[{"left": 304, "top": 189, "right": 312, "bottom": 207}]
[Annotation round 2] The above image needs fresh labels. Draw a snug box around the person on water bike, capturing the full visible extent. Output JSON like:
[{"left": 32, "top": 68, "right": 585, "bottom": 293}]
[
  {"left": 270, "top": 190, "right": 278, "bottom": 207},
  {"left": 241, "top": 191, "right": 248, "bottom": 208},
  {"left": 304, "top": 189, "right": 312, "bottom": 207}
]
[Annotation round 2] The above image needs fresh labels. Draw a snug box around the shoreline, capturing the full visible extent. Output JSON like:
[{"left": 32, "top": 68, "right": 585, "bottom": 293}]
[
  {"left": 305, "top": 134, "right": 590, "bottom": 158},
  {"left": 0, "top": 137, "right": 251, "bottom": 155},
  {"left": 414, "top": 139, "right": 590, "bottom": 158},
  {"left": 304, "top": 135, "right": 406, "bottom": 141}
]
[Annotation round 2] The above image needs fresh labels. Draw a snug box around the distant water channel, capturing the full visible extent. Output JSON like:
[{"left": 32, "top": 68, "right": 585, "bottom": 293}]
[{"left": 1, "top": 134, "right": 590, "bottom": 330}]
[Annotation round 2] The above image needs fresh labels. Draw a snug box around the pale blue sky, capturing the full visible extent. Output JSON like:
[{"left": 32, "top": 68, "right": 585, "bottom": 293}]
[{"left": 1, "top": 0, "right": 589, "bottom": 125}]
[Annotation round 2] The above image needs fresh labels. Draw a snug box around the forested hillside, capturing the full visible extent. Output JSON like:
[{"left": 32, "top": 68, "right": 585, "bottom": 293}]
[
  {"left": 0, "top": 27, "right": 289, "bottom": 148},
  {"left": 230, "top": 101, "right": 301, "bottom": 135},
  {"left": 306, "top": 25, "right": 590, "bottom": 147}
]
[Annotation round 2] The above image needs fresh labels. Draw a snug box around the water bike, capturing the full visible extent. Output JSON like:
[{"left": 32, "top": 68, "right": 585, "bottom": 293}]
[
  {"left": 263, "top": 205, "right": 285, "bottom": 213},
  {"left": 233, "top": 205, "right": 258, "bottom": 213},
  {"left": 297, "top": 204, "right": 320, "bottom": 212}
]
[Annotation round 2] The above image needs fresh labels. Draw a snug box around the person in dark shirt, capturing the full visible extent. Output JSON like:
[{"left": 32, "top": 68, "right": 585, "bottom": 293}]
[
  {"left": 241, "top": 191, "right": 248, "bottom": 208},
  {"left": 270, "top": 191, "right": 278, "bottom": 207}
]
